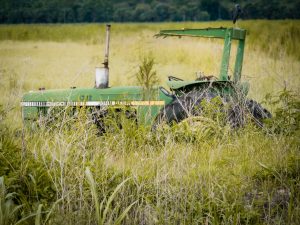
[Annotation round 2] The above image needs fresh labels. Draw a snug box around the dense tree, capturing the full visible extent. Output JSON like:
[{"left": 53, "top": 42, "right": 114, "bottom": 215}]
[
  {"left": 0, "top": 0, "right": 299, "bottom": 23},
  {"left": 134, "top": 3, "right": 154, "bottom": 22}
]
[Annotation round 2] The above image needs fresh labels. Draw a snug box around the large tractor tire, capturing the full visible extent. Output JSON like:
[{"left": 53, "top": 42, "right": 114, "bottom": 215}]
[
  {"left": 152, "top": 90, "right": 271, "bottom": 130},
  {"left": 245, "top": 99, "right": 272, "bottom": 127},
  {"left": 91, "top": 107, "right": 137, "bottom": 134},
  {"left": 152, "top": 90, "right": 239, "bottom": 130}
]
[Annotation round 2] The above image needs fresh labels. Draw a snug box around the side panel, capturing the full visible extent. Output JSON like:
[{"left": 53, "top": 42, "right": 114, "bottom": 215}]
[
  {"left": 21, "top": 86, "right": 174, "bottom": 127},
  {"left": 136, "top": 89, "right": 173, "bottom": 125}
]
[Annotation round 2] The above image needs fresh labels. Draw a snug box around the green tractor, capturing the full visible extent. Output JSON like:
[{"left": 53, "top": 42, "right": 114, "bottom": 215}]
[{"left": 21, "top": 25, "right": 271, "bottom": 131}]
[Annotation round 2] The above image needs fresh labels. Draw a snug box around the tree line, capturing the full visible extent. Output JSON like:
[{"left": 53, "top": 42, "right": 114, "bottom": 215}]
[{"left": 0, "top": 0, "right": 299, "bottom": 23}]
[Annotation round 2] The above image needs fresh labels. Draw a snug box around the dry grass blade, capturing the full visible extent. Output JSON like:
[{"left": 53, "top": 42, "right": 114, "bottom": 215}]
[
  {"left": 35, "top": 204, "right": 43, "bottom": 225},
  {"left": 102, "top": 178, "right": 131, "bottom": 225},
  {"left": 85, "top": 167, "right": 132, "bottom": 225},
  {"left": 113, "top": 200, "right": 138, "bottom": 225},
  {"left": 85, "top": 167, "right": 101, "bottom": 224},
  {"left": 44, "top": 198, "right": 63, "bottom": 224}
]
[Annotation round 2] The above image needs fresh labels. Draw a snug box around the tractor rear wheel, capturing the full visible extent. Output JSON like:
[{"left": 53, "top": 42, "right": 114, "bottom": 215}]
[
  {"left": 152, "top": 90, "right": 236, "bottom": 130},
  {"left": 245, "top": 99, "right": 272, "bottom": 127},
  {"left": 152, "top": 91, "right": 271, "bottom": 130}
]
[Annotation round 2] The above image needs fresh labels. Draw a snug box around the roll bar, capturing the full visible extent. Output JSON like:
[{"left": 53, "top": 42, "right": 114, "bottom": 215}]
[{"left": 156, "top": 27, "right": 246, "bottom": 82}]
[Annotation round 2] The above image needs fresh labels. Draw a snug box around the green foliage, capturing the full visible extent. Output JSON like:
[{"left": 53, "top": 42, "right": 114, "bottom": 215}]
[
  {"left": 252, "top": 157, "right": 300, "bottom": 224},
  {"left": 200, "top": 96, "right": 227, "bottom": 125},
  {"left": 0, "top": 177, "right": 23, "bottom": 225},
  {"left": 264, "top": 89, "right": 300, "bottom": 136},
  {"left": 85, "top": 168, "right": 137, "bottom": 225},
  {"left": 0, "top": 105, "right": 56, "bottom": 224},
  {"left": 135, "top": 54, "right": 159, "bottom": 91}
]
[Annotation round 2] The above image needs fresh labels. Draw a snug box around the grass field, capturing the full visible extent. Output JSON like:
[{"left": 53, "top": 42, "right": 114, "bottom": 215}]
[{"left": 0, "top": 21, "right": 300, "bottom": 224}]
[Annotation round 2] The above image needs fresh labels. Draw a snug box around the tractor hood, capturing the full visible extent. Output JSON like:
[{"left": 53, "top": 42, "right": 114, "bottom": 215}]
[
  {"left": 22, "top": 86, "right": 144, "bottom": 103},
  {"left": 21, "top": 86, "right": 169, "bottom": 122}
]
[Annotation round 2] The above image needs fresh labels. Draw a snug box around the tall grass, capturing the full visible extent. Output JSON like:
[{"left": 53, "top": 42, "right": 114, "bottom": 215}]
[
  {"left": 0, "top": 21, "right": 299, "bottom": 224},
  {"left": 1, "top": 20, "right": 300, "bottom": 59},
  {"left": 1, "top": 95, "right": 299, "bottom": 224}
]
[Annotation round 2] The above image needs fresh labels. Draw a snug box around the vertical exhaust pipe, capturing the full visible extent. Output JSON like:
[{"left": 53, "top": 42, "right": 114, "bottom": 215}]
[
  {"left": 95, "top": 24, "right": 111, "bottom": 89},
  {"left": 103, "top": 24, "right": 110, "bottom": 68}
]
